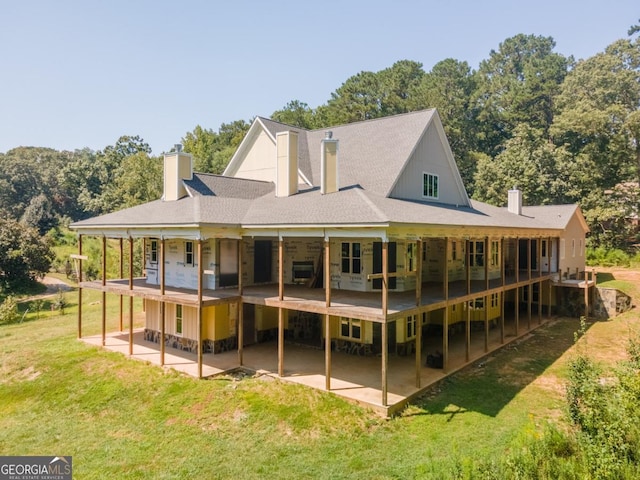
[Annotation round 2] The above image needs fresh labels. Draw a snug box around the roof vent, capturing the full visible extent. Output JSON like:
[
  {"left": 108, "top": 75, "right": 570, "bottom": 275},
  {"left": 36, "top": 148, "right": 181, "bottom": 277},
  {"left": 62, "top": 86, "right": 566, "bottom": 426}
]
[
  {"left": 174, "top": 143, "right": 183, "bottom": 153},
  {"left": 325, "top": 131, "right": 333, "bottom": 140}
]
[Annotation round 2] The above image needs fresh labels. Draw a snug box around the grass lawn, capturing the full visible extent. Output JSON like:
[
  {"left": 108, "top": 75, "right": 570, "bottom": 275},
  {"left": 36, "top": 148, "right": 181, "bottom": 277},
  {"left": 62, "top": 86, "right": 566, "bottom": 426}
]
[{"left": 1, "top": 272, "right": 639, "bottom": 478}]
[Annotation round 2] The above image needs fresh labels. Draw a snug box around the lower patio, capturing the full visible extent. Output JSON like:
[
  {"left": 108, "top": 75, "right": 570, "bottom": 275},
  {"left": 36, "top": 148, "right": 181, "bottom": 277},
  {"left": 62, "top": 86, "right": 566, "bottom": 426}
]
[{"left": 81, "top": 312, "right": 551, "bottom": 416}]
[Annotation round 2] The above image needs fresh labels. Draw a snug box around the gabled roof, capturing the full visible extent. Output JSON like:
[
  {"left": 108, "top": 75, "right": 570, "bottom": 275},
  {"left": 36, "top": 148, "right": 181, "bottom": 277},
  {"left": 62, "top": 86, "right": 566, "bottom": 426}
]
[{"left": 70, "top": 109, "right": 587, "bottom": 235}]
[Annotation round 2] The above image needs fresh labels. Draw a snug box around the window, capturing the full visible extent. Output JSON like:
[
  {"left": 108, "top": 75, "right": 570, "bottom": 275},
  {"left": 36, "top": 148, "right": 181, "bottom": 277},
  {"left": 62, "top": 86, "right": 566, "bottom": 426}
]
[
  {"left": 491, "top": 241, "right": 499, "bottom": 266},
  {"left": 469, "top": 241, "right": 484, "bottom": 267},
  {"left": 579, "top": 239, "right": 583, "bottom": 257},
  {"left": 422, "top": 173, "right": 439, "bottom": 199},
  {"left": 470, "top": 298, "right": 484, "bottom": 309},
  {"left": 407, "top": 243, "right": 416, "bottom": 272},
  {"left": 406, "top": 315, "right": 417, "bottom": 339},
  {"left": 150, "top": 239, "right": 158, "bottom": 264},
  {"left": 451, "top": 241, "right": 457, "bottom": 261},
  {"left": 560, "top": 239, "right": 566, "bottom": 260},
  {"left": 176, "top": 305, "right": 183, "bottom": 335},
  {"left": 541, "top": 240, "right": 547, "bottom": 258},
  {"left": 572, "top": 239, "right": 576, "bottom": 258},
  {"left": 185, "top": 241, "right": 194, "bottom": 266},
  {"left": 341, "top": 242, "right": 361, "bottom": 274},
  {"left": 491, "top": 293, "right": 499, "bottom": 308},
  {"left": 340, "top": 318, "right": 362, "bottom": 341}
]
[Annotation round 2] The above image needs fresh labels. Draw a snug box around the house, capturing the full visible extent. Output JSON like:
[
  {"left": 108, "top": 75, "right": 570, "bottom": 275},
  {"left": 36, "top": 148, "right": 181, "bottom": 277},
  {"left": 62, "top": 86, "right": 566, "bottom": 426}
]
[{"left": 70, "top": 109, "right": 593, "bottom": 414}]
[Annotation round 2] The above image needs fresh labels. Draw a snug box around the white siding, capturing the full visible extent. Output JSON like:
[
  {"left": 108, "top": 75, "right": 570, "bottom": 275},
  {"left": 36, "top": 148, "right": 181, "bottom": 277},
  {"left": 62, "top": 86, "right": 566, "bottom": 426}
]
[{"left": 389, "top": 121, "right": 468, "bottom": 206}]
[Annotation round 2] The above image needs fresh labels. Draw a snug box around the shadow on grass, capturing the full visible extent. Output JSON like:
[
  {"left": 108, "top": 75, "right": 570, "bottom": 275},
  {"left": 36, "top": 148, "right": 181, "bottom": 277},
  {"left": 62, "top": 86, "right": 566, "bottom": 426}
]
[
  {"left": 411, "top": 317, "right": 587, "bottom": 418},
  {"left": 596, "top": 272, "right": 615, "bottom": 283}
]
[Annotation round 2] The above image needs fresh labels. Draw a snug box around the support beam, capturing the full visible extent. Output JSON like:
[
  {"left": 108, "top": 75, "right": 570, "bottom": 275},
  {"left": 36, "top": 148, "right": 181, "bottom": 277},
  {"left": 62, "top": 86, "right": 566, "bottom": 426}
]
[
  {"left": 197, "top": 240, "right": 203, "bottom": 378},
  {"left": 538, "top": 281, "right": 543, "bottom": 325},
  {"left": 278, "top": 307, "right": 284, "bottom": 377},
  {"left": 465, "top": 239, "right": 470, "bottom": 295},
  {"left": 584, "top": 282, "right": 589, "bottom": 319},
  {"left": 548, "top": 236, "right": 553, "bottom": 318},
  {"left": 484, "top": 294, "right": 489, "bottom": 353},
  {"left": 515, "top": 237, "right": 520, "bottom": 284},
  {"left": 484, "top": 237, "right": 489, "bottom": 292},
  {"left": 444, "top": 238, "right": 450, "bottom": 372},
  {"left": 77, "top": 235, "right": 83, "bottom": 339},
  {"left": 278, "top": 239, "right": 284, "bottom": 301},
  {"left": 500, "top": 291, "right": 505, "bottom": 344},
  {"left": 415, "top": 239, "right": 423, "bottom": 389},
  {"left": 129, "top": 237, "right": 134, "bottom": 356},
  {"left": 324, "top": 240, "right": 331, "bottom": 391},
  {"left": 381, "top": 241, "right": 389, "bottom": 407},
  {"left": 500, "top": 238, "right": 505, "bottom": 343},
  {"left": 465, "top": 298, "right": 471, "bottom": 362},
  {"left": 119, "top": 238, "right": 124, "bottom": 332},
  {"left": 515, "top": 287, "right": 519, "bottom": 337},
  {"left": 527, "top": 238, "right": 532, "bottom": 281},
  {"left": 527, "top": 285, "right": 532, "bottom": 331},
  {"left": 101, "top": 235, "right": 106, "bottom": 347},
  {"left": 160, "top": 238, "right": 165, "bottom": 366},
  {"left": 325, "top": 314, "right": 331, "bottom": 391},
  {"left": 238, "top": 239, "right": 244, "bottom": 366}
]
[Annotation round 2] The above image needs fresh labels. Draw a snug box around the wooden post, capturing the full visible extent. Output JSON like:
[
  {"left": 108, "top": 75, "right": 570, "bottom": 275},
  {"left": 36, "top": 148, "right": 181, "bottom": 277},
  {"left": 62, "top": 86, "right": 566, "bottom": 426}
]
[
  {"left": 197, "top": 240, "right": 203, "bottom": 378},
  {"left": 278, "top": 238, "right": 284, "bottom": 301},
  {"left": 500, "top": 238, "right": 505, "bottom": 343},
  {"left": 548, "top": 237, "right": 553, "bottom": 318},
  {"left": 160, "top": 238, "right": 165, "bottom": 366},
  {"left": 584, "top": 282, "right": 589, "bottom": 319},
  {"left": 484, "top": 237, "right": 489, "bottom": 292},
  {"left": 465, "top": 239, "right": 470, "bottom": 295},
  {"left": 484, "top": 294, "right": 489, "bottom": 352},
  {"left": 278, "top": 307, "right": 284, "bottom": 377},
  {"left": 515, "top": 287, "right": 519, "bottom": 337},
  {"left": 324, "top": 239, "right": 331, "bottom": 391},
  {"left": 381, "top": 241, "right": 389, "bottom": 407},
  {"left": 238, "top": 239, "right": 244, "bottom": 366},
  {"left": 527, "top": 238, "right": 532, "bottom": 281},
  {"left": 278, "top": 237, "right": 284, "bottom": 378},
  {"left": 465, "top": 299, "right": 471, "bottom": 362},
  {"left": 101, "top": 235, "right": 106, "bottom": 347},
  {"left": 415, "top": 239, "right": 422, "bottom": 389},
  {"left": 119, "top": 238, "right": 124, "bottom": 332},
  {"left": 538, "top": 281, "right": 543, "bottom": 325},
  {"left": 444, "top": 238, "right": 450, "bottom": 372},
  {"left": 515, "top": 237, "right": 520, "bottom": 284},
  {"left": 129, "top": 237, "right": 134, "bottom": 356},
  {"left": 325, "top": 314, "right": 331, "bottom": 391},
  {"left": 78, "top": 235, "right": 83, "bottom": 339}
]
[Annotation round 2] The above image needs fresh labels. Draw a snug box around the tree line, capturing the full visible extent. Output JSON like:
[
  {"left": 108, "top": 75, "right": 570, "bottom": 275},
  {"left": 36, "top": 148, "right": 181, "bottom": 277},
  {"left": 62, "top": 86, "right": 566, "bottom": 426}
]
[{"left": 1, "top": 28, "right": 639, "bottom": 288}]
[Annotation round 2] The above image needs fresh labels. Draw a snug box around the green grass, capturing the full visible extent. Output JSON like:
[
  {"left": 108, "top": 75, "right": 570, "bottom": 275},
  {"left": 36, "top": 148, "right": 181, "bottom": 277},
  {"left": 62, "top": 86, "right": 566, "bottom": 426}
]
[{"left": 1, "top": 279, "right": 638, "bottom": 478}]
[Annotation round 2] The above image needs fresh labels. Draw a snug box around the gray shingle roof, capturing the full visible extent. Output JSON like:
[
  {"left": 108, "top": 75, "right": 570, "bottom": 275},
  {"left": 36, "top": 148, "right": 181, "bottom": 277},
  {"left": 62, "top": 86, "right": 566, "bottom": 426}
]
[{"left": 70, "top": 110, "right": 584, "bottom": 234}]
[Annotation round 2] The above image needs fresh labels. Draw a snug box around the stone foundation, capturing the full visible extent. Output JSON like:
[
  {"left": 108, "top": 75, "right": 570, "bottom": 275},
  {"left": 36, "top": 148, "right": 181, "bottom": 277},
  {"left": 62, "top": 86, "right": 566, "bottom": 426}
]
[
  {"left": 593, "top": 287, "right": 632, "bottom": 319},
  {"left": 144, "top": 329, "right": 237, "bottom": 354}
]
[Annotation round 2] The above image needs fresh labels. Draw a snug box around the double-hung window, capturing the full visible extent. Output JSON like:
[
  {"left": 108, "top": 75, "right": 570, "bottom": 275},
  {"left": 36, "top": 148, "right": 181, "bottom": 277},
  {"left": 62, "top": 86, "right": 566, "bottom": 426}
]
[
  {"left": 341, "top": 242, "right": 361, "bottom": 274},
  {"left": 340, "top": 318, "right": 362, "bottom": 341},
  {"left": 150, "top": 239, "right": 158, "bottom": 264},
  {"left": 423, "top": 173, "right": 439, "bottom": 199},
  {"left": 469, "top": 241, "right": 484, "bottom": 267},
  {"left": 185, "top": 241, "right": 194, "bottom": 266},
  {"left": 491, "top": 241, "right": 499, "bottom": 266},
  {"left": 176, "top": 304, "right": 183, "bottom": 335}
]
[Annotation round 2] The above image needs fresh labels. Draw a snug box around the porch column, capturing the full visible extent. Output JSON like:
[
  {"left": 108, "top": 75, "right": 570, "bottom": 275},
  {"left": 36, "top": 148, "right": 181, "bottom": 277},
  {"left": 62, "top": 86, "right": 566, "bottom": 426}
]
[
  {"left": 584, "top": 282, "right": 589, "bottom": 319},
  {"left": 548, "top": 236, "right": 553, "bottom": 318},
  {"left": 515, "top": 287, "right": 519, "bottom": 337},
  {"left": 324, "top": 239, "right": 331, "bottom": 391},
  {"left": 238, "top": 239, "right": 244, "bottom": 366},
  {"left": 128, "top": 237, "right": 134, "bottom": 356},
  {"left": 538, "top": 280, "right": 543, "bottom": 325},
  {"left": 484, "top": 237, "right": 489, "bottom": 353},
  {"left": 527, "top": 238, "right": 532, "bottom": 281},
  {"left": 77, "top": 235, "right": 83, "bottom": 339},
  {"left": 465, "top": 239, "right": 470, "bottom": 295},
  {"left": 160, "top": 238, "right": 166, "bottom": 366},
  {"left": 527, "top": 286, "right": 532, "bottom": 331},
  {"left": 415, "top": 239, "right": 422, "bottom": 389},
  {"left": 515, "top": 237, "right": 519, "bottom": 284},
  {"left": 443, "top": 238, "right": 450, "bottom": 372},
  {"left": 465, "top": 298, "right": 471, "bottom": 362},
  {"left": 484, "top": 294, "right": 489, "bottom": 353},
  {"left": 500, "top": 238, "right": 505, "bottom": 344},
  {"left": 278, "top": 238, "right": 284, "bottom": 377},
  {"left": 197, "top": 240, "right": 203, "bottom": 378},
  {"left": 101, "top": 235, "right": 106, "bottom": 347},
  {"left": 381, "top": 241, "right": 389, "bottom": 407},
  {"left": 119, "top": 238, "right": 124, "bottom": 332}
]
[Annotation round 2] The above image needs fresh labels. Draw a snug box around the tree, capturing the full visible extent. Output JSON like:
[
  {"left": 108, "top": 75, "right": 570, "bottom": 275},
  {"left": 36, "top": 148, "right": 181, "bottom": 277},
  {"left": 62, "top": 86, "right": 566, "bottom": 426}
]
[
  {"left": 322, "top": 70, "right": 383, "bottom": 124},
  {"left": 181, "top": 125, "right": 217, "bottom": 172},
  {"left": 0, "top": 217, "right": 54, "bottom": 288},
  {"left": 21, "top": 193, "right": 57, "bottom": 235},
  {"left": 182, "top": 120, "right": 249, "bottom": 174},
  {"left": 271, "top": 100, "right": 315, "bottom": 129},
  {"left": 474, "top": 34, "right": 571, "bottom": 155}
]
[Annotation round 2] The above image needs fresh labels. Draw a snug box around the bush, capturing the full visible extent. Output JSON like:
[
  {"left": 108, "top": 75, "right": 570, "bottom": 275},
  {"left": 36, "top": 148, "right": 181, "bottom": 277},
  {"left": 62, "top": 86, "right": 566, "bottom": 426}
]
[
  {"left": 586, "top": 247, "right": 630, "bottom": 267},
  {"left": 0, "top": 296, "right": 20, "bottom": 325}
]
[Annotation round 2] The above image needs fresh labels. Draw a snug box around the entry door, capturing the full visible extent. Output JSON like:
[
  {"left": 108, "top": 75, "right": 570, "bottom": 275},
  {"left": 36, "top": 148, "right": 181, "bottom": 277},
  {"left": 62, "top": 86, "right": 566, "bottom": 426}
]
[
  {"left": 254, "top": 240, "right": 272, "bottom": 283},
  {"left": 518, "top": 240, "right": 537, "bottom": 271},
  {"left": 373, "top": 242, "right": 397, "bottom": 290}
]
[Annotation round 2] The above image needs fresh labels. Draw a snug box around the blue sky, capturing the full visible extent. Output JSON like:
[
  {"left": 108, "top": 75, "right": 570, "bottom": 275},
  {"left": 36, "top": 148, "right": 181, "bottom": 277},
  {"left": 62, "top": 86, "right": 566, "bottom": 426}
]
[{"left": 1, "top": 0, "right": 637, "bottom": 155}]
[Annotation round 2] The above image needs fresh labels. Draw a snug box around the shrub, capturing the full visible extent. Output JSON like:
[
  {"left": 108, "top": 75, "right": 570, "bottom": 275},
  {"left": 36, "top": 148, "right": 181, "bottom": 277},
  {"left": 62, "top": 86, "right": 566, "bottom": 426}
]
[
  {"left": 586, "top": 247, "right": 630, "bottom": 267},
  {"left": 0, "top": 296, "right": 20, "bottom": 325}
]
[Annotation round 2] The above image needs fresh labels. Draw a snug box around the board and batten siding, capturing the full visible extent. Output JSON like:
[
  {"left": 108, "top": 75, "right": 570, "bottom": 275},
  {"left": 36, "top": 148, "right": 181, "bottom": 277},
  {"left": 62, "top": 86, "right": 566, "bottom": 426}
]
[{"left": 389, "top": 121, "right": 467, "bottom": 206}]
